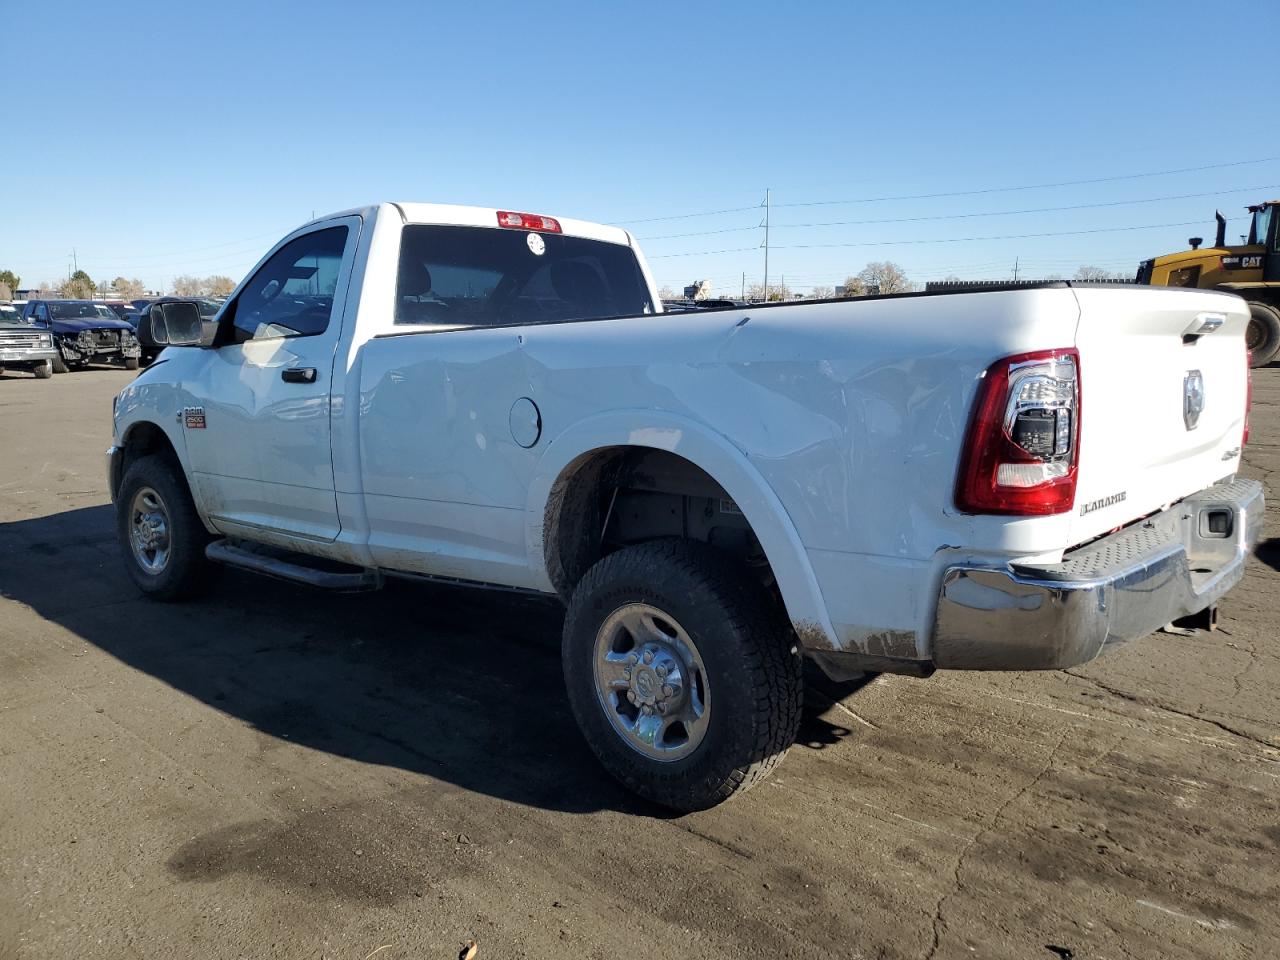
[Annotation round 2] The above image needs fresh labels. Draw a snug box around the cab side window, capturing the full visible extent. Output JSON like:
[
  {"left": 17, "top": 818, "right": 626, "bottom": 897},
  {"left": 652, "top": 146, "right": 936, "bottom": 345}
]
[{"left": 228, "top": 227, "right": 349, "bottom": 342}]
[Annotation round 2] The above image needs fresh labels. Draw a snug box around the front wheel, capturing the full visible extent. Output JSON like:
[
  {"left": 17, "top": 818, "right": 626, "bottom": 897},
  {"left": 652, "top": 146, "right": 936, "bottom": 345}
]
[
  {"left": 116, "top": 454, "right": 215, "bottom": 601},
  {"left": 1246, "top": 301, "right": 1280, "bottom": 367},
  {"left": 124, "top": 356, "right": 140, "bottom": 370},
  {"left": 562, "top": 539, "right": 803, "bottom": 811},
  {"left": 51, "top": 353, "right": 69, "bottom": 374},
  {"left": 32, "top": 360, "right": 53, "bottom": 379}
]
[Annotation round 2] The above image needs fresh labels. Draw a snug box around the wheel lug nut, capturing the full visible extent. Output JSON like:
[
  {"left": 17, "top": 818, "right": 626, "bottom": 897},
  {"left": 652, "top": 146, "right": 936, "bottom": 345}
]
[
  {"left": 643, "top": 649, "right": 655, "bottom": 664},
  {"left": 655, "top": 664, "right": 668, "bottom": 678},
  {"left": 627, "top": 653, "right": 639, "bottom": 665},
  {"left": 661, "top": 685, "right": 673, "bottom": 698},
  {"left": 656, "top": 702, "right": 667, "bottom": 715},
  {"left": 627, "top": 691, "right": 637, "bottom": 704}
]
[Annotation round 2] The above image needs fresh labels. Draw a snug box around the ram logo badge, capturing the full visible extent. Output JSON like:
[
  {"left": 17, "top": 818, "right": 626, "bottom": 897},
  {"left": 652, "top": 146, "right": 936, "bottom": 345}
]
[
  {"left": 1080, "top": 491, "right": 1127, "bottom": 516},
  {"left": 1183, "top": 370, "right": 1204, "bottom": 431},
  {"left": 183, "top": 407, "right": 207, "bottom": 429}
]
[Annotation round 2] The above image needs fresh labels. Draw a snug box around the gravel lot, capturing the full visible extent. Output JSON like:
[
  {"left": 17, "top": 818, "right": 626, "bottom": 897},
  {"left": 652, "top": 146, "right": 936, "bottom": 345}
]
[{"left": 1, "top": 362, "right": 1277, "bottom": 960}]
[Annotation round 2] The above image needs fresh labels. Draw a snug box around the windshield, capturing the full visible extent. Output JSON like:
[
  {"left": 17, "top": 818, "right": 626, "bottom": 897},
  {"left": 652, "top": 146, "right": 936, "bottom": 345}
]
[
  {"left": 49, "top": 302, "right": 110, "bottom": 320},
  {"left": 95, "top": 305, "right": 116, "bottom": 319},
  {"left": 394, "top": 225, "right": 654, "bottom": 326},
  {"left": 0, "top": 305, "right": 20, "bottom": 323}
]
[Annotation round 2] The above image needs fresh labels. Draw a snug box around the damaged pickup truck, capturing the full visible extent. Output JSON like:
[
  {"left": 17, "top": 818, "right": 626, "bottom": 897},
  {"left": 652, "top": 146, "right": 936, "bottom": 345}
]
[
  {"left": 23, "top": 299, "right": 142, "bottom": 372},
  {"left": 108, "top": 202, "right": 1263, "bottom": 810}
]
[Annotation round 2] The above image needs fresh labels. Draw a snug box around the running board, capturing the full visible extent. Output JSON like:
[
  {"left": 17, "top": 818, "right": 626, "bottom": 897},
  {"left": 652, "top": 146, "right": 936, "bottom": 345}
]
[{"left": 205, "top": 539, "right": 382, "bottom": 591}]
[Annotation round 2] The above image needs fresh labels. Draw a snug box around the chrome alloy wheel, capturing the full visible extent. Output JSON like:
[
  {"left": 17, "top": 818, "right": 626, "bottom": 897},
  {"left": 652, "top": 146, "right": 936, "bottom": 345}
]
[
  {"left": 592, "top": 603, "right": 710, "bottom": 762},
  {"left": 129, "top": 485, "right": 172, "bottom": 575}
]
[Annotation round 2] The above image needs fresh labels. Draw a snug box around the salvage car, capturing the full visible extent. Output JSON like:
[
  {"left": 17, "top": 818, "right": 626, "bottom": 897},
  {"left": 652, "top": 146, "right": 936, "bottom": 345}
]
[
  {"left": 108, "top": 202, "right": 1262, "bottom": 811},
  {"left": 0, "top": 308, "right": 57, "bottom": 378},
  {"left": 23, "top": 299, "right": 142, "bottom": 372}
]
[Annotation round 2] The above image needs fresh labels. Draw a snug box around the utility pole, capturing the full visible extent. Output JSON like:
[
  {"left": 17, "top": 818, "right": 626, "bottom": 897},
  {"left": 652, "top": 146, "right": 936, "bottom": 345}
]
[
  {"left": 1012, "top": 257, "right": 1019, "bottom": 282},
  {"left": 761, "top": 188, "right": 770, "bottom": 303},
  {"left": 741, "top": 272, "right": 745, "bottom": 301}
]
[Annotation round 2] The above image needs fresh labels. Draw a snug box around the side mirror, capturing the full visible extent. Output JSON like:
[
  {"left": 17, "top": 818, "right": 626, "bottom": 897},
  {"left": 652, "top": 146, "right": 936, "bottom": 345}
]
[{"left": 151, "top": 301, "right": 204, "bottom": 346}]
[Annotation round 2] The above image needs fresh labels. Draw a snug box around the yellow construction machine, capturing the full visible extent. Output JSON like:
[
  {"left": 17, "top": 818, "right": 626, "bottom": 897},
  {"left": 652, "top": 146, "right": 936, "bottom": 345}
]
[{"left": 1136, "top": 201, "right": 1280, "bottom": 366}]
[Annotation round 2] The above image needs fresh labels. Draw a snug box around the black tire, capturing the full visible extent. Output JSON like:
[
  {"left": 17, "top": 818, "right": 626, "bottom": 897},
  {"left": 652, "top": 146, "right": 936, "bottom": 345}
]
[
  {"left": 1246, "top": 301, "right": 1280, "bottom": 367},
  {"left": 32, "top": 360, "right": 52, "bottom": 379},
  {"left": 116, "top": 454, "right": 216, "bottom": 601},
  {"left": 124, "top": 356, "right": 140, "bottom": 370},
  {"left": 562, "top": 539, "right": 803, "bottom": 811},
  {"left": 51, "top": 353, "right": 69, "bottom": 374}
]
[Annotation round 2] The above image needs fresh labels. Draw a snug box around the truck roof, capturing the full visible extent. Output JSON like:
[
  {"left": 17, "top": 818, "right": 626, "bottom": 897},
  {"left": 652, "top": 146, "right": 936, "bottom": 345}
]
[{"left": 297, "top": 202, "right": 635, "bottom": 248}]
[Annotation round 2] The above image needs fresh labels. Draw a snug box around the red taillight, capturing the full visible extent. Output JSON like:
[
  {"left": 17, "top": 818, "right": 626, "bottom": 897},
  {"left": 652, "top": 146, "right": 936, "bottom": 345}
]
[
  {"left": 496, "top": 210, "right": 562, "bottom": 233},
  {"left": 956, "top": 348, "right": 1081, "bottom": 515},
  {"left": 1243, "top": 348, "right": 1252, "bottom": 449}
]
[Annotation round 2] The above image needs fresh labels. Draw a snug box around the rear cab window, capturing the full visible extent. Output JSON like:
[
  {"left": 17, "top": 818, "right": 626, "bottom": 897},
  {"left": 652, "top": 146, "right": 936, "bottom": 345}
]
[{"left": 394, "top": 225, "right": 654, "bottom": 328}]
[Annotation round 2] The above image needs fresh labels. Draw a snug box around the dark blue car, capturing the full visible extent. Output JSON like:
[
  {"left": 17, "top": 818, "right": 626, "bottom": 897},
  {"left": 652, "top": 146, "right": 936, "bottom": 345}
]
[{"left": 21, "top": 300, "right": 143, "bottom": 373}]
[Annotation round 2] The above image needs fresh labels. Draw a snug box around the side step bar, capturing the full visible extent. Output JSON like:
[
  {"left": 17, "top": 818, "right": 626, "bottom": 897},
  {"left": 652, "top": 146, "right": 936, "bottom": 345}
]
[{"left": 205, "top": 539, "right": 382, "bottom": 591}]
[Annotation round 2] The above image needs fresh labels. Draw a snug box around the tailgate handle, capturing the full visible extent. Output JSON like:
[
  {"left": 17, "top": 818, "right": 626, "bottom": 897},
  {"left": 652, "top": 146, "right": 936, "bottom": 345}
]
[{"left": 1183, "top": 313, "right": 1225, "bottom": 341}]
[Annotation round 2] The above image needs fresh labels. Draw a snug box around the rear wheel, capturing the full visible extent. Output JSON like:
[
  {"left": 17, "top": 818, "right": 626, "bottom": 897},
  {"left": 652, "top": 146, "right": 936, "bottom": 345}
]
[
  {"left": 562, "top": 539, "right": 803, "bottom": 811},
  {"left": 124, "top": 356, "right": 140, "bottom": 370},
  {"left": 117, "top": 454, "right": 215, "bottom": 601},
  {"left": 1245, "top": 300, "right": 1280, "bottom": 367},
  {"left": 51, "top": 353, "right": 69, "bottom": 374},
  {"left": 32, "top": 360, "right": 53, "bottom": 379}
]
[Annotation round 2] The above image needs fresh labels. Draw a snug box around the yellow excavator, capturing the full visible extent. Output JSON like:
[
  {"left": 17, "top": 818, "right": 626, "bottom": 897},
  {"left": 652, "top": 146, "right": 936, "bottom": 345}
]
[{"left": 1136, "top": 201, "right": 1280, "bottom": 366}]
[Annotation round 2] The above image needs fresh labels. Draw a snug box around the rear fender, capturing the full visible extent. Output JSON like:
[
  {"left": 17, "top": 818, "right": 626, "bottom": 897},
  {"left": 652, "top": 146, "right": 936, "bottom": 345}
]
[{"left": 525, "top": 410, "right": 841, "bottom": 650}]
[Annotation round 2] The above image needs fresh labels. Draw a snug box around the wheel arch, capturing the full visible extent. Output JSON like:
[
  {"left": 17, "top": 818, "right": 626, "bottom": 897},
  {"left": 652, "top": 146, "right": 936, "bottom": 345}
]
[
  {"left": 112, "top": 420, "right": 202, "bottom": 522},
  {"left": 526, "top": 411, "right": 840, "bottom": 650}
]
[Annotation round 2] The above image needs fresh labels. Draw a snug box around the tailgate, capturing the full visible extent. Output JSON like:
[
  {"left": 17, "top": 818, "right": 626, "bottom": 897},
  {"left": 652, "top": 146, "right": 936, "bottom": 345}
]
[{"left": 1069, "top": 286, "right": 1249, "bottom": 547}]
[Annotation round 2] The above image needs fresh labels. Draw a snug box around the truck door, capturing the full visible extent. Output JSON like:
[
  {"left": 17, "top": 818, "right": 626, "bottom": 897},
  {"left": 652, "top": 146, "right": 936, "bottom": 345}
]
[{"left": 182, "top": 218, "right": 361, "bottom": 542}]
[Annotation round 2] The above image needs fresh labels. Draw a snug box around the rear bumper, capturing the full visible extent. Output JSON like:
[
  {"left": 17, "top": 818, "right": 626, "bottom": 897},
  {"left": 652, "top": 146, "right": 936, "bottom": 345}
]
[{"left": 932, "top": 478, "right": 1264, "bottom": 670}]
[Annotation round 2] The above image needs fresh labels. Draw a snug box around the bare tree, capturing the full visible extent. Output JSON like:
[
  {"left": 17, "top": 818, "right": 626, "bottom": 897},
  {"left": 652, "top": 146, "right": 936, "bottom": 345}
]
[
  {"left": 1074, "top": 265, "right": 1126, "bottom": 282},
  {"left": 809, "top": 285, "right": 834, "bottom": 299},
  {"left": 858, "top": 261, "right": 913, "bottom": 294},
  {"left": 59, "top": 270, "right": 95, "bottom": 299},
  {"left": 206, "top": 276, "right": 237, "bottom": 297},
  {"left": 171, "top": 275, "right": 206, "bottom": 297},
  {"left": 658, "top": 286, "right": 677, "bottom": 300},
  {"left": 112, "top": 277, "right": 148, "bottom": 300},
  {"left": 839, "top": 276, "right": 866, "bottom": 297},
  {"left": 747, "top": 282, "right": 791, "bottom": 302}
]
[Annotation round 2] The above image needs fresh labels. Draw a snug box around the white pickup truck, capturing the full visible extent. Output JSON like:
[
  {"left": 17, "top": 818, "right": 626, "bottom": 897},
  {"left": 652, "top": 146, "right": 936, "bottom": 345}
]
[{"left": 109, "top": 202, "right": 1263, "bottom": 810}]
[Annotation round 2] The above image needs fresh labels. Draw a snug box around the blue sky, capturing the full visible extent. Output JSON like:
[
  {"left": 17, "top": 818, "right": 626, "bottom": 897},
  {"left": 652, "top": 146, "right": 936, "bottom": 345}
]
[{"left": 5, "top": 0, "right": 1278, "bottom": 295}]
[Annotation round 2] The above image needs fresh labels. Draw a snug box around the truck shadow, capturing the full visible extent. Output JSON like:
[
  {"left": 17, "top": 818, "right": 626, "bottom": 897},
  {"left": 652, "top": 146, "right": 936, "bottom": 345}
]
[{"left": 0, "top": 505, "right": 852, "bottom": 817}]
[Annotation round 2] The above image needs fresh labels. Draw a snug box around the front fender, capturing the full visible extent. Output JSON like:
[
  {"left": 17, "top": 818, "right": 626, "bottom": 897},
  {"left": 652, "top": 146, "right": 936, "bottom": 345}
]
[{"left": 524, "top": 409, "right": 841, "bottom": 651}]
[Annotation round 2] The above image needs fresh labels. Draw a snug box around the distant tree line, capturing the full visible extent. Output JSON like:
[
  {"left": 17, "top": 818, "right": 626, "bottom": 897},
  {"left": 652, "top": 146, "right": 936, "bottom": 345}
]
[{"left": 4, "top": 271, "right": 238, "bottom": 300}]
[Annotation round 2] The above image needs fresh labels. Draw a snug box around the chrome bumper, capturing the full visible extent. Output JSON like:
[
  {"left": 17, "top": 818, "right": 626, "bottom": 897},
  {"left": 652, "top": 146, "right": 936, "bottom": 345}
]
[
  {"left": 932, "top": 478, "right": 1265, "bottom": 670},
  {"left": 0, "top": 347, "right": 58, "bottom": 363}
]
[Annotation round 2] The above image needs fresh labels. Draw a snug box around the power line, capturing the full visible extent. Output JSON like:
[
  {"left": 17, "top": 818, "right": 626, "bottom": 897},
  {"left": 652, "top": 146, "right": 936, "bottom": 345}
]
[
  {"left": 772, "top": 156, "right": 1280, "bottom": 209},
  {"left": 650, "top": 217, "right": 1243, "bottom": 258},
  {"left": 638, "top": 183, "right": 1276, "bottom": 241},
  {"left": 611, "top": 155, "right": 1279, "bottom": 226}
]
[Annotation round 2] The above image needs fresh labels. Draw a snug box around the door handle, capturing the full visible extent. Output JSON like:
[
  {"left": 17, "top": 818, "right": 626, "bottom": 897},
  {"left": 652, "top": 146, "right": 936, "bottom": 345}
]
[{"left": 281, "top": 367, "right": 317, "bottom": 384}]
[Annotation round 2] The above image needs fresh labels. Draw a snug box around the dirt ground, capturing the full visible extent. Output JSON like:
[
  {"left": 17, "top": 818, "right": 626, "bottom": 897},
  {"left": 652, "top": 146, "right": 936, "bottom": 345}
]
[{"left": 1, "top": 361, "right": 1277, "bottom": 960}]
